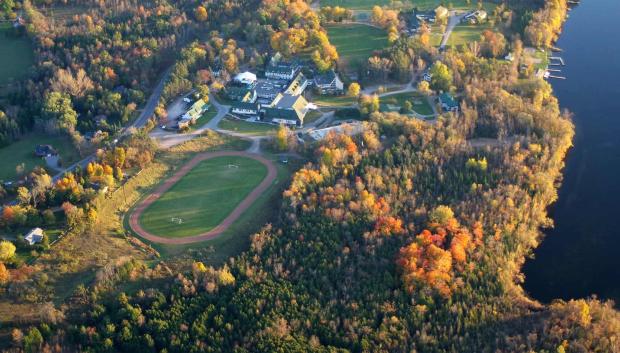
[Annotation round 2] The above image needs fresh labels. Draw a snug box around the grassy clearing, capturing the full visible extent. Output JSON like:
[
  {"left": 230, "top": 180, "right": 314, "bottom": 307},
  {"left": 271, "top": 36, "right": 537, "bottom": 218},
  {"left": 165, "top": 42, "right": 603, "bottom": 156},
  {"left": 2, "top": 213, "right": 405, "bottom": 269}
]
[
  {"left": 0, "top": 133, "right": 80, "bottom": 182},
  {"left": 0, "top": 24, "right": 34, "bottom": 86},
  {"left": 218, "top": 117, "right": 277, "bottom": 135},
  {"left": 326, "top": 24, "right": 387, "bottom": 72},
  {"left": 445, "top": 23, "right": 492, "bottom": 47},
  {"left": 139, "top": 155, "right": 268, "bottom": 238},
  {"left": 381, "top": 92, "right": 434, "bottom": 115}
]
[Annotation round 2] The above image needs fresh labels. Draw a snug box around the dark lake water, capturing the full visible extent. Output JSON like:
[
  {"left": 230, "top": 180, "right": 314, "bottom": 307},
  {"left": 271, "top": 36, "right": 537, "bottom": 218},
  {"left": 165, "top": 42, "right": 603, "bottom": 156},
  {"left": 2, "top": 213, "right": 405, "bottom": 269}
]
[{"left": 523, "top": 0, "right": 620, "bottom": 304}]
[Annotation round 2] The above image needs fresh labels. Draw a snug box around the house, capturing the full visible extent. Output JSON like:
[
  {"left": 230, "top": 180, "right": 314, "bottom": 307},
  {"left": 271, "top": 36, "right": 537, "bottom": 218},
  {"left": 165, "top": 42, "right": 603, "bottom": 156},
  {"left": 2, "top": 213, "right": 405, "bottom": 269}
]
[
  {"left": 313, "top": 70, "right": 344, "bottom": 95},
  {"left": 423, "top": 70, "right": 433, "bottom": 82},
  {"left": 262, "top": 93, "right": 309, "bottom": 126},
  {"left": 231, "top": 101, "right": 261, "bottom": 116},
  {"left": 435, "top": 6, "right": 449, "bottom": 21},
  {"left": 464, "top": 10, "right": 487, "bottom": 24},
  {"left": 35, "top": 145, "right": 57, "bottom": 157},
  {"left": 265, "top": 53, "right": 301, "bottom": 80},
  {"left": 24, "top": 228, "right": 44, "bottom": 246},
  {"left": 234, "top": 71, "right": 258, "bottom": 86},
  {"left": 438, "top": 93, "right": 459, "bottom": 112},
  {"left": 13, "top": 17, "right": 25, "bottom": 29}
]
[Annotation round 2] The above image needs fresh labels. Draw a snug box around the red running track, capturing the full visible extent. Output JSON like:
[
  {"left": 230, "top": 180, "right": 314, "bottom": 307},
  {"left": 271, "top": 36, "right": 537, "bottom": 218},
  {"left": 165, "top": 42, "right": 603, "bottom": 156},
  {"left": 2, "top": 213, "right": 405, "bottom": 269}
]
[{"left": 128, "top": 151, "right": 277, "bottom": 244}]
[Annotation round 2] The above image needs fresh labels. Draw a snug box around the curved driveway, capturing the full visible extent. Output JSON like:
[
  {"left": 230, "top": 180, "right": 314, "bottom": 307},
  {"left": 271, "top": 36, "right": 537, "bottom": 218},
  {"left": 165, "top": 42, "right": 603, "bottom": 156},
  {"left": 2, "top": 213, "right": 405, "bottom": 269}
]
[{"left": 128, "top": 151, "right": 277, "bottom": 244}]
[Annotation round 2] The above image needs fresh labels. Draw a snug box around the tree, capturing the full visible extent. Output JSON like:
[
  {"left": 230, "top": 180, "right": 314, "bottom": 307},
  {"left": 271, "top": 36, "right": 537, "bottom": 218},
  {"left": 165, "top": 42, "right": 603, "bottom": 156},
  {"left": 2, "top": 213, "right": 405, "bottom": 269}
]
[
  {"left": 50, "top": 68, "right": 94, "bottom": 98},
  {"left": 197, "top": 84, "right": 210, "bottom": 102},
  {"left": 0, "top": 241, "right": 16, "bottom": 261},
  {"left": 480, "top": 30, "right": 506, "bottom": 58},
  {"left": 347, "top": 82, "right": 361, "bottom": 97},
  {"left": 275, "top": 124, "right": 289, "bottom": 152},
  {"left": 42, "top": 92, "right": 78, "bottom": 131},
  {"left": 417, "top": 81, "right": 431, "bottom": 96},
  {"left": 429, "top": 61, "right": 453, "bottom": 92},
  {"left": 17, "top": 187, "right": 30, "bottom": 205},
  {"left": 24, "top": 327, "right": 43, "bottom": 353},
  {"left": 30, "top": 173, "right": 52, "bottom": 208},
  {"left": 0, "top": 262, "right": 9, "bottom": 284},
  {"left": 194, "top": 6, "right": 208, "bottom": 21}
]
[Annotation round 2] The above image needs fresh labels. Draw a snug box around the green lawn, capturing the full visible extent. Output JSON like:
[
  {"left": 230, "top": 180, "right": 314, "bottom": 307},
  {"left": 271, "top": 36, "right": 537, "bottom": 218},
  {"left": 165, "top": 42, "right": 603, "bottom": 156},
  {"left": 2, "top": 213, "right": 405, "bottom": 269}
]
[
  {"left": 445, "top": 23, "right": 492, "bottom": 48},
  {"left": 0, "top": 24, "right": 34, "bottom": 86},
  {"left": 381, "top": 92, "right": 434, "bottom": 115},
  {"left": 326, "top": 24, "right": 387, "bottom": 72},
  {"left": 0, "top": 133, "right": 80, "bottom": 182},
  {"left": 139, "top": 156, "right": 268, "bottom": 238},
  {"left": 218, "top": 117, "right": 277, "bottom": 135}
]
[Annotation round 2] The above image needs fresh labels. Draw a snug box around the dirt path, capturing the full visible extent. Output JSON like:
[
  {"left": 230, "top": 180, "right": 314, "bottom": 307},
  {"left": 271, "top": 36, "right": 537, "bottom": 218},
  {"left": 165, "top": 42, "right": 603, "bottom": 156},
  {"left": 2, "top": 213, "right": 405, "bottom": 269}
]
[{"left": 128, "top": 151, "right": 277, "bottom": 245}]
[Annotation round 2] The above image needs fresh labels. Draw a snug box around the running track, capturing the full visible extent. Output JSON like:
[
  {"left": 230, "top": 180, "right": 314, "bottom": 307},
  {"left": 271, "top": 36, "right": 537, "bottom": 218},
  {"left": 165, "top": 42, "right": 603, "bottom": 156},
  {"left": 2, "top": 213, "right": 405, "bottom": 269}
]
[{"left": 128, "top": 151, "right": 277, "bottom": 244}]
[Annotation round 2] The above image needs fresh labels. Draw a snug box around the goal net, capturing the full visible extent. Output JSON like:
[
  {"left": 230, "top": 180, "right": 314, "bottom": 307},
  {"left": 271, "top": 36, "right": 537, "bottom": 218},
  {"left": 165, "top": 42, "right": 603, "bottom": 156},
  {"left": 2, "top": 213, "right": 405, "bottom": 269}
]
[
  {"left": 171, "top": 217, "right": 183, "bottom": 224},
  {"left": 227, "top": 164, "right": 239, "bottom": 169}
]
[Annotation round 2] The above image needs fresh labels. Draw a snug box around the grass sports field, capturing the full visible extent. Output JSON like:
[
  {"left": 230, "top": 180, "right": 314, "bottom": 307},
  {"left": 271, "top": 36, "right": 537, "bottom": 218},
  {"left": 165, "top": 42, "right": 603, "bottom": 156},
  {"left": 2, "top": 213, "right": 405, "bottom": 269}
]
[
  {"left": 0, "top": 24, "right": 34, "bottom": 85},
  {"left": 0, "top": 133, "right": 80, "bottom": 181},
  {"left": 326, "top": 24, "right": 387, "bottom": 72},
  {"left": 138, "top": 155, "right": 268, "bottom": 238}
]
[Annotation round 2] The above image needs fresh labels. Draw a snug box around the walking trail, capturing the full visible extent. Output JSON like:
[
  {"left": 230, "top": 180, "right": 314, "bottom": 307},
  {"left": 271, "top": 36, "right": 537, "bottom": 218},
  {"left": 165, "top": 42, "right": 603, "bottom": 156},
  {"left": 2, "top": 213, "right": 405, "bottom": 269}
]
[{"left": 128, "top": 151, "right": 277, "bottom": 245}]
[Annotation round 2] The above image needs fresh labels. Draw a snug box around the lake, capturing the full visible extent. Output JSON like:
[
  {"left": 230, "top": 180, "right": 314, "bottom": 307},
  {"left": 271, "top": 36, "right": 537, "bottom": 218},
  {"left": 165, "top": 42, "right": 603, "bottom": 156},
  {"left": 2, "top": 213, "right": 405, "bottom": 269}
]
[{"left": 523, "top": 0, "right": 620, "bottom": 304}]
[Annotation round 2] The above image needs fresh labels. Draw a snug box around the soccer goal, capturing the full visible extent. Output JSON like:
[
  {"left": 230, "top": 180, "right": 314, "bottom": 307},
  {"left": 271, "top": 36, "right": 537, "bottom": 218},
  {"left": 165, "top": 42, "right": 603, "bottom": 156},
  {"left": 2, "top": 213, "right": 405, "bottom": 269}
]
[
  {"left": 227, "top": 164, "right": 239, "bottom": 169},
  {"left": 171, "top": 217, "right": 183, "bottom": 224}
]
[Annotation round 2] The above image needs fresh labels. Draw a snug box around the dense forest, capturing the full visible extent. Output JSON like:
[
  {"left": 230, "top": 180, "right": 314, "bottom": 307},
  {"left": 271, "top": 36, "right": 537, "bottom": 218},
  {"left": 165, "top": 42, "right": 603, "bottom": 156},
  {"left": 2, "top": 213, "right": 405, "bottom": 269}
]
[{"left": 1, "top": 0, "right": 619, "bottom": 352}]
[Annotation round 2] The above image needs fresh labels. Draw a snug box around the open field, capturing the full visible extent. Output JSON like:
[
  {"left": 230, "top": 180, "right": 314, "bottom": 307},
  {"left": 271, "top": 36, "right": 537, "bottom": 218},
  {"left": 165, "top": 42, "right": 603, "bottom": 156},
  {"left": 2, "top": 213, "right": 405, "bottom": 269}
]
[
  {"left": 218, "top": 117, "right": 277, "bottom": 135},
  {"left": 0, "top": 133, "right": 80, "bottom": 181},
  {"left": 137, "top": 155, "right": 269, "bottom": 239},
  {"left": 326, "top": 23, "right": 387, "bottom": 72},
  {"left": 381, "top": 92, "right": 434, "bottom": 115},
  {"left": 445, "top": 23, "right": 493, "bottom": 47},
  {"left": 0, "top": 24, "right": 34, "bottom": 86}
]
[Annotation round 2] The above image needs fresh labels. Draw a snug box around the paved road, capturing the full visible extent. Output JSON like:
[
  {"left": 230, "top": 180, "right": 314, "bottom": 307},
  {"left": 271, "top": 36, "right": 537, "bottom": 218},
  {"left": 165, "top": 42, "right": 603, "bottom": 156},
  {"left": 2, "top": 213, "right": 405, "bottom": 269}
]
[
  {"left": 52, "top": 68, "right": 172, "bottom": 182},
  {"left": 128, "top": 151, "right": 277, "bottom": 244},
  {"left": 439, "top": 11, "right": 466, "bottom": 50}
]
